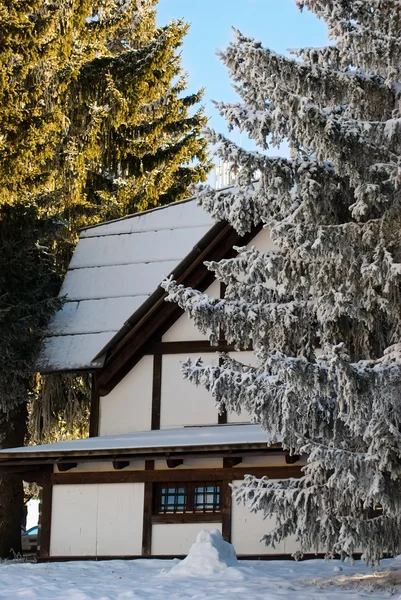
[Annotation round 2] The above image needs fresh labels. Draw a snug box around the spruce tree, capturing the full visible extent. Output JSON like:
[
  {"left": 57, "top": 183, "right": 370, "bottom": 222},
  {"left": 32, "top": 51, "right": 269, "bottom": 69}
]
[
  {"left": 0, "top": 204, "right": 62, "bottom": 554},
  {"left": 163, "top": 1, "right": 401, "bottom": 564},
  {"left": 0, "top": 0, "right": 209, "bottom": 556}
]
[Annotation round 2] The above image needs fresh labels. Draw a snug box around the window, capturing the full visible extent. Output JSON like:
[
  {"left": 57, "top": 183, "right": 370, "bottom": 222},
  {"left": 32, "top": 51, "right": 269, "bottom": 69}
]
[{"left": 154, "top": 483, "right": 221, "bottom": 515}]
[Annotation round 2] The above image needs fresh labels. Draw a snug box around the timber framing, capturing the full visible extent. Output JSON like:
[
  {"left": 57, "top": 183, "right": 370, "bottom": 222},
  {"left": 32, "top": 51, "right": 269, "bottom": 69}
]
[
  {"left": 95, "top": 223, "right": 262, "bottom": 396},
  {"left": 142, "top": 460, "right": 154, "bottom": 556},
  {"left": 50, "top": 466, "right": 302, "bottom": 485},
  {"left": 89, "top": 373, "right": 100, "bottom": 437},
  {"left": 221, "top": 457, "right": 234, "bottom": 542},
  {"left": 143, "top": 340, "right": 251, "bottom": 355},
  {"left": 151, "top": 513, "right": 222, "bottom": 524},
  {"left": 151, "top": 352, "right": 162, "bottom": 430},
  {"left": 34, "top": 463, "right": 302, "bottom": 561},
  {"left": 38, "top": 468, "right": 53, "bottom": 559}
]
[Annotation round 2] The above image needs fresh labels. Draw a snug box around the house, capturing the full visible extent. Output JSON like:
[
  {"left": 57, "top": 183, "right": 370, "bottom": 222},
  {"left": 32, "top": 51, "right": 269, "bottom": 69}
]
[{"left": 0, "top": 195, "right": 303, "bottom": 560}]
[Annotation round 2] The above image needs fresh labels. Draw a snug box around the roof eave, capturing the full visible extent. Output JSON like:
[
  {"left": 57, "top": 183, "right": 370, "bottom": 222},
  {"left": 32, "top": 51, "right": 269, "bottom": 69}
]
[
  {"left": 92, "top": 220, "right": 226, "bottom": 363},
  {"left": 0, "top": 441, "right": 281, "bottom": 465},
  {"left": 95, "top": 222, "right": 262, "bottom": 395}
]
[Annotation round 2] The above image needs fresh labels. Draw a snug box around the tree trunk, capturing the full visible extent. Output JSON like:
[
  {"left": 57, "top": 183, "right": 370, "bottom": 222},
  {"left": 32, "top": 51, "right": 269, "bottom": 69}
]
[{"left": 0, "top": 403, "right": 27, "bottom": 558}]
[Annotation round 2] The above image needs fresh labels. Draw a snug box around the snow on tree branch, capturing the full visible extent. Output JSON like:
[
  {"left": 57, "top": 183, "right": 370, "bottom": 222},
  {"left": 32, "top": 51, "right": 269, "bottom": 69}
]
[{"left": 163, "top": 0, "right": 401, "bottom": 564}]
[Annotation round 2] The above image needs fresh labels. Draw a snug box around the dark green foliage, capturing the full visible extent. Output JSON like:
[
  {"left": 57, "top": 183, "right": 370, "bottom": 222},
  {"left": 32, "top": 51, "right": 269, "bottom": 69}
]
[
  {"left": 0, "top": 0, "right": 210, "bottom": 556},
  {"left": 0, "top": 204, "right": 62, "bottom": 411}
]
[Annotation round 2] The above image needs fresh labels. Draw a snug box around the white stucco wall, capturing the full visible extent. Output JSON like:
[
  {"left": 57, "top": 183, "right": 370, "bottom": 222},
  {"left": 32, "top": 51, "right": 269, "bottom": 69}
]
[
  {"left": 160, "top": 353, "right": 219, "bottom": 428},
  {"left": 225, "top": 351, "right": 258, "bottom": 424},
  {"left": 59, "top": 459, "right": 146, "bottom": 473},
  {"left": 162, "top": 281, "right": 220, "bottom": 342},
  {"left": 50, "top": 483, "right": 144, "bottom": 556},
  {"left": 241, "top": 454, "right": 290, "bottom": 468},
  {"left": 99, "top": 356, "right": 153, "bottom": 435},
  {"left": 151, "top": 522, "right": 222, "bottom": 556},
  {"left": 247, "top": 228, "right": 277, "bottom": 253},
  {"left": 231, "top": 480, "right": 298, "bottom": 555}
]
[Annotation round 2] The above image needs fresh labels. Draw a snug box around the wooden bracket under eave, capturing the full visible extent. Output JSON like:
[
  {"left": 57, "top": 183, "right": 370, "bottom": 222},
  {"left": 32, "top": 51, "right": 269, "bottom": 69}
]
[
  {"left": 285, "top": 454, "right": 300, "bottom": 464},
  {"left": 223, "top": 456, "right": 242, "bottom": 468},
  {"left": 57, "top": 462, "right": 78, "bottom": 472},
  {"left": 166, "top": 458, "right": 184, "bottom": 469},
  {"left": 113, "top": 460, "right": 130, "bottom": 470}
]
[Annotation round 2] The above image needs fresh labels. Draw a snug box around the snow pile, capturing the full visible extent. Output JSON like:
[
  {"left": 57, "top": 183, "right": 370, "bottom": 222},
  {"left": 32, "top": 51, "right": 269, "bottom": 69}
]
[{"left": 168, "top": 529, "right": 238, "bottom": 576}]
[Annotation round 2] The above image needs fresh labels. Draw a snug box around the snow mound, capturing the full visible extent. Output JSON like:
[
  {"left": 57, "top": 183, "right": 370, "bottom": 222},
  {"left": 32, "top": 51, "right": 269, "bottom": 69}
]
[{"left": 168, "top": 529, "right": 238, "bottom": 577}]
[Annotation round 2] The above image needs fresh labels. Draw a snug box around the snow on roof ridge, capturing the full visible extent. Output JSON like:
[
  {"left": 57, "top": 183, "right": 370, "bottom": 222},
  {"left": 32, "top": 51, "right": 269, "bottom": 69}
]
[
  {"left": 79, "top": 197, "right": 195, "bottom": 233},
  {"left": 78, "top": 184, "right": 235, "bottom": 233}
]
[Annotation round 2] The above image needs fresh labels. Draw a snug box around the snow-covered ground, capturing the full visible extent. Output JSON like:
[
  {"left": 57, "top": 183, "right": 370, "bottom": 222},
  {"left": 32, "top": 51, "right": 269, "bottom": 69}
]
[{"left": 0, "top": 556, "right": 399, "bottom": 600}]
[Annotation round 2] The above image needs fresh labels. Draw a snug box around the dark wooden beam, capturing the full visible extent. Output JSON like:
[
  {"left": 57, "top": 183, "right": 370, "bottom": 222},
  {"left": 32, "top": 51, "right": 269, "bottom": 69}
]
[
  {"left": 0, "top": 464, "right": 51, "bottom": 475},
  {"left": 39, "top": 470, "right": 53, "bottom": 559},
  {"left": 224, "top": 456, "right": 242, "bottom": 468},
  {"left": 89, "top": 373, "right": 100, "bottom": 438},
  {"left": 221, "top": 457, "right": 235, "bottom": 543},
  {"left": 218, "top": 278, "right": 228, "bottom": 424},
  {"left": 21, "top": 470, "right": 50, "bottom": 485},
  {"left": 219, "top": 281, "right": 227, "bottom": 343},
  {"left": 97, "top": 224, "right": 262, "bottom": 396},
  {"left": 166, "top": 458, "right": 183, "bottom": 469},
  {"left": 144, "top": 341, "right": 250, "bottom": 355},
  {"left": 142, "top": 460, "right": 154, "bottom": 557},
  {"left": 151, "top": 513, "right": 222, "bottom": 524},
  {"left": 112, "top": 460, "right": 129, "bottom": 470},
  {"left": 220, "top": 484, "right": 232, "bottom": 543},
  {"left": 52, "top": 465, "right": 303, "bottom": 485},
  {"left": 285, "top": 454, "right": 300, "bottom": 465},
  {"left": 218, "top": 356, "right": 228, "bottom": 425},
  {"left": 57, "top": 462, "right": 77, "bottom": 472},
  {"left": 151, "top": 352, "right": 162, "bottom": 430}
]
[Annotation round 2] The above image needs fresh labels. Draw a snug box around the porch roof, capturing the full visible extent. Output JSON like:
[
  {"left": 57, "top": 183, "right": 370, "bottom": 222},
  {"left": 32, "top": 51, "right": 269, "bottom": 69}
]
[{"left": 0, "top": 424, "right": 276, "bottom": 461}]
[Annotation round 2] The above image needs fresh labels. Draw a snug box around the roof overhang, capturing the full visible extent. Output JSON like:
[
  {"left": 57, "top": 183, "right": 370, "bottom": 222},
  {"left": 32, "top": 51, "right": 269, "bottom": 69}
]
[
  {"left": 0, "top": 425, "right": 280, "bottom": 473},
  {"left": 0, "top": 443, "right": 281, "bottom": 465},
  {"left": 95, "top": 222, "right": 262, "bottom": 395}
]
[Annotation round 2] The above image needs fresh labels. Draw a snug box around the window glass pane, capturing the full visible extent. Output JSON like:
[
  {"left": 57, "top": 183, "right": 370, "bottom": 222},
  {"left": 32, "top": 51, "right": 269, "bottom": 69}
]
[
  {"left": 156, "top": 483, "right": 221, "bottom": 514},
  {"left": 194, "top": 485, "right": 221, "bottom": 512},
  {"left": 158, "top": 485, "right": 188, "bottom": 513}
]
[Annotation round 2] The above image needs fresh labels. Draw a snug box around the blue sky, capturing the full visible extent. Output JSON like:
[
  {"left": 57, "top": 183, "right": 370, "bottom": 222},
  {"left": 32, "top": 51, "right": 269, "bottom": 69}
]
[{"left": 156, "top": 0, "right": 329, "bottom": 143}]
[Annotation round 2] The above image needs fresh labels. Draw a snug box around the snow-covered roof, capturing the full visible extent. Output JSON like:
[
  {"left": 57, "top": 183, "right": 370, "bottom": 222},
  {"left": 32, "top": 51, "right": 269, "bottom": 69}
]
[
  {"left": 0, "top": 424, "right": 272, "bottom": 459},
  {"left": 38, "top": 198, "right": 214, "bottom": 372}
]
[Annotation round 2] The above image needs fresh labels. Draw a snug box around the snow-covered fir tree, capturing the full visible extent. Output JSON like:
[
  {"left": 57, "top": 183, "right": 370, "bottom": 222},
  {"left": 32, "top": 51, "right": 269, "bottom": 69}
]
[{"left": 162, "top": 1, "right": 401, "bottom": 564}]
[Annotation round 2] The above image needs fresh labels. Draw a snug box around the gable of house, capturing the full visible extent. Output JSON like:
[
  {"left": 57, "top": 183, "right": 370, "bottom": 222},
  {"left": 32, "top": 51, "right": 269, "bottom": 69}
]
[
  {"left": 94, "top": 227, "right": 276, "bottom": 437},
  {"left": 38, "top": 198, "right": 215, "bottom": 373}
]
